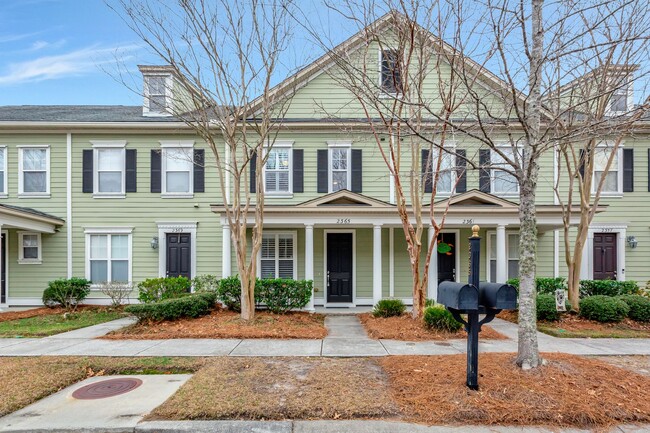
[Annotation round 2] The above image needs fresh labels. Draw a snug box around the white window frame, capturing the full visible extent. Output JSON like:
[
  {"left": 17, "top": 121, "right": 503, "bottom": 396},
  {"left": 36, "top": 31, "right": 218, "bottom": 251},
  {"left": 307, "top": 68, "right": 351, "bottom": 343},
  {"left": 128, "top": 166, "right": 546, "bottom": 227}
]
[
  {"left": 160, "top": 140, "right": 195, "bottom": 198},
  {"left": 91, "top": 141, "right": 127, "bottom": 199},
  {"left": 263, "top": 140, "right": 294, "bottom": 197},
  {"left": 18, "top": 145, "right": 50, "bottom": 198},
  {"left": 327, "top": 141, "right": 352, "bottom": 193},
  {"left": 17, "top": 231, "right": 42, "bottom": 264},
  {"left": 490, "top": 146, "right": 519, "bottom": 197},
  {"left": 84, "top": 227, "right": 133, "bottom": 287},
  {"left": 0, "top": 146, "right": 7, "bottom": 198},
  {"left": 378, "top": 48, "right": 402, "bottom": 97},
  {"left": 486, "top": 231, "right": 520, "bottom": 282},
  {"left": 430, "top": 144, "right": 457, "bottom": 196},
  {"left": 591, "top": 143, "right": 624, "bottom": 197},
  {"left": 607, "top": 81, "right": 633, "bottom": 115},
  {"left": 257, "top": 231, "right": 297, "bottom": 279},
  {"left": 143, "top": 74, "right": 173, "bottom": 117}
]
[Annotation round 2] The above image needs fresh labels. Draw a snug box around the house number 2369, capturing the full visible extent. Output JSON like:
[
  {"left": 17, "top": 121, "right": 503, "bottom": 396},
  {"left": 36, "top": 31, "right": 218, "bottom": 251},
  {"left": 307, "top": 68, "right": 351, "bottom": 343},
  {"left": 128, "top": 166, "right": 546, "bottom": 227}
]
[{"left": 337, "top": 218, "right": 351, "bottom": 224}]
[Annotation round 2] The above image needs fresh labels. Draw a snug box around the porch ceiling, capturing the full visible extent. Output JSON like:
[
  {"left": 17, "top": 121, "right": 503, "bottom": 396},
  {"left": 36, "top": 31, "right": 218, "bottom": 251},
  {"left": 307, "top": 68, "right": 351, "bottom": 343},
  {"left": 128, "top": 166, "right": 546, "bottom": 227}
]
[{"left": 0, "top": 204, "right": 64, "bottom": 233}]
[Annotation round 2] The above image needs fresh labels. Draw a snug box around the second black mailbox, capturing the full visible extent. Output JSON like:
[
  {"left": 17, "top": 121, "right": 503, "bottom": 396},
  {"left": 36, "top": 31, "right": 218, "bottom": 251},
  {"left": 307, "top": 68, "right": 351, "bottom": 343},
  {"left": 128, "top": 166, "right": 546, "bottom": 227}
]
[
  {"left": 478, "top": 282, "right": 518, "bottom": 310},
  {"left": 437, "top": 281, "right": 479, "bottom": 311}
]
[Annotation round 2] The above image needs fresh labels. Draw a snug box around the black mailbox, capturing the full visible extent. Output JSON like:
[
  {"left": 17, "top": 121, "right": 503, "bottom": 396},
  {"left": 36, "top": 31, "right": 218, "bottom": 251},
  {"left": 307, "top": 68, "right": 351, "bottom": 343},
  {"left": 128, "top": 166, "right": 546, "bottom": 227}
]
[
  {"left": 479, "top": 282, "right": 518, "bottom": 310},
  {"left": 437, "top": 281, "right": 479, "bottom": 311}
]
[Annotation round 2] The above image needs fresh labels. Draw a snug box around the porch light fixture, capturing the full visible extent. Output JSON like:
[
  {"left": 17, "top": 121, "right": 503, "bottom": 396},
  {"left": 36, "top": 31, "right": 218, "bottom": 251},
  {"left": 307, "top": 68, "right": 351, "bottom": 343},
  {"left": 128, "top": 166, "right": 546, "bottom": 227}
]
[
  {"left": 151, "top": 236, "right": 159, "bottom": 250},
  {"left": 627, "top": 236, "right": 638, "bottom": 249}
]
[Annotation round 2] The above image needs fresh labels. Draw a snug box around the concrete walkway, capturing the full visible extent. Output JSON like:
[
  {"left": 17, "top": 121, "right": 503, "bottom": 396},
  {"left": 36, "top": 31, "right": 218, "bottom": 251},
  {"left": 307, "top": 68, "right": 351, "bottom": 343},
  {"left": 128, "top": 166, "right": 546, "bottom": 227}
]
[{"left": 1, "top": 315, "right": 650, "bottom": 357}]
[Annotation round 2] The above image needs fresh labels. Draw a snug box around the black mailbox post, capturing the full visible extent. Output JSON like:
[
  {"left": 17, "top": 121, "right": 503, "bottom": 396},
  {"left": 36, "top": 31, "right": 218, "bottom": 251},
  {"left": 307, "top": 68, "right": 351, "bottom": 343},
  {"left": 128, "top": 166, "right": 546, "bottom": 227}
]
[{"left": 436, "top": 225, "right": 517, "bottom": 390}]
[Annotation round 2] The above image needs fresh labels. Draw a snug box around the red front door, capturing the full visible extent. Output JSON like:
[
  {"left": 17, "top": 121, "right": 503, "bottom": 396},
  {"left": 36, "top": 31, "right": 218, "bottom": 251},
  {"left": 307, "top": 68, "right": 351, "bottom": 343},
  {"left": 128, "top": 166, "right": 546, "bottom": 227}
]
[{"left": 593, "top": 233, "right": 617, "bottom": 280}]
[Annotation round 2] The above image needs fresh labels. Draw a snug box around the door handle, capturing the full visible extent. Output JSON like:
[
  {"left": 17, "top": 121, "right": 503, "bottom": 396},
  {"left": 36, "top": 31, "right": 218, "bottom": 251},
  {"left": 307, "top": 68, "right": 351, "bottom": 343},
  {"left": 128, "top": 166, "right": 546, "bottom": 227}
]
[{"left": 327, "top": 271, "right": 330, "bottom": 287}]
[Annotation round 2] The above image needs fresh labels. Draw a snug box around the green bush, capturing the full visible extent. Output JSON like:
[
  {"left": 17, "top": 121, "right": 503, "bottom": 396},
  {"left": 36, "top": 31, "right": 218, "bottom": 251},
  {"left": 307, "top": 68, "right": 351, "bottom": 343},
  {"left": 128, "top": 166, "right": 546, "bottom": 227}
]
[
  {"left": 194, "top": 291, "right": 218, "bottom": 307},
  {"left": 506, "top": 277, "right": 566, "bottom": 295},
  {"left": 137, "top": 277, "right": 191, "bottom": 304},
  {"left": 42, "top": 278, "right": 91, "bottom": 311},
  {"left": 125, "top": 294, "right": 212, "bottom": 322},
  {"left": 618, "top": 295, "right": 650, "bottom": 322},
  {"left": 217, "top": 276, "right": 245, "bottom": 312},
  {"left": 372, "top": 299, "right": 406, "bottom": 318},
  {"left": 424, "top": 299, "right": 436, "bottom": 308},
  {"left": 423, "top": 305, "right": 462, "bottom": 332},
  {"left": 579, "top": 280, "right": 640, "bottom": 298},
  {"left": 536, "top": 293, "right": 562, "bottom": 321},
  {"left": 579, "top": 295, "right": 630, "bottom": 323},
  {"left": 256, "top": 279, "right": 312, "bottom": 314},
  {"left": 192, "top": 274, "right": 219, "bottom": 293}
]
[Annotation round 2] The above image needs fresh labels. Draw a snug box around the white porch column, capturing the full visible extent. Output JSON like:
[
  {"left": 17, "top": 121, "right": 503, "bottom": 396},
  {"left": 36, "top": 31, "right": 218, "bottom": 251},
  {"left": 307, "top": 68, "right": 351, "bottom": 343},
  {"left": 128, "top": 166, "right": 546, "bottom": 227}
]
[
  {"left": 0, "top": 224, "right": 3, "bottom": 308},
  {"left": 221, "top": 225, "right": 231, "bottom": 278},
  {"left": 304, "top": 224, "right": 315, "bottom": 312},
  {"left": 428, "top": 226, "right": 437, "bottom": 300},
  {"left": 373, "top": 224, "right": 383, "bottom": 305},
  {"left": 496, "top": 224, "right": 507, "bottom": 283},
  {"left": 580, "top": 231, "right": 592, "bottom": 280}
]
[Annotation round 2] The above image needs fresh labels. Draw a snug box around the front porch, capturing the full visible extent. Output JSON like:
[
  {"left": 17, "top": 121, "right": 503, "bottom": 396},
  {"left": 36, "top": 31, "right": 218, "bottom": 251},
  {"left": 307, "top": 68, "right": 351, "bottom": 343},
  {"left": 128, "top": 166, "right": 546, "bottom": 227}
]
[{"left": 213, "top": 190, "right": 574, "bottom": 309}]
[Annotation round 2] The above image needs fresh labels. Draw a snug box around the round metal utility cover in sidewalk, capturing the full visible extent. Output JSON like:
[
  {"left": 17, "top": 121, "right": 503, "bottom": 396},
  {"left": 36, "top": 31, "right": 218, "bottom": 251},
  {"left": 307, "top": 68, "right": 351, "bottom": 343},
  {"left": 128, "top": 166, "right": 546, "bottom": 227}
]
[{"left": 72, "top": 378, "right": 143, "bottom": 400}]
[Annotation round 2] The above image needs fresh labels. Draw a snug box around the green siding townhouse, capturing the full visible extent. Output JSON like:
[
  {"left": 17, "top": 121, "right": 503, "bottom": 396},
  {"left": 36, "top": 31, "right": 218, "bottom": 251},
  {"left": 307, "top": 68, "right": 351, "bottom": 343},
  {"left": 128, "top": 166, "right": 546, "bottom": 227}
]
[{"left": 0, "top": 20, "right": 647, "bottom": 309}]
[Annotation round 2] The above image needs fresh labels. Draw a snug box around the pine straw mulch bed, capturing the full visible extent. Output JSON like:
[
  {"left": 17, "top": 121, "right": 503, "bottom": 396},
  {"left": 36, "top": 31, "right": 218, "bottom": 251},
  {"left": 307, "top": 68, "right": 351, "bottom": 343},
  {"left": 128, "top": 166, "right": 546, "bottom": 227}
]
[
  {"left": 498, "top": 310, "right": 650, "bottom": 338},
  {"left": 148, "top": 357, "right": 398, "bottom": 421},
  {"left": 381, "top": 353, "right": 650, "bottom": 428},
  {"left": 0, "top": 305, "right": 114, "bottom": 323},
  {"left": 0, "top": 356, "right": 206, "bottom": 417},
  {"left": 358, "top": 313, "right": 507, "bottom": 340},
  {"left": 103, "top": 309, "right": 328, "bottom": 340}
]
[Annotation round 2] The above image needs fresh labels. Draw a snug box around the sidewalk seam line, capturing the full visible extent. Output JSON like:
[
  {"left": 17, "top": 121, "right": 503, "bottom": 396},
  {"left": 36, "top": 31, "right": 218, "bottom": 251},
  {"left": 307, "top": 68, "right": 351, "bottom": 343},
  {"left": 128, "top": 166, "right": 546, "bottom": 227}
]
[
  {"left": 133, "top": 339, "right": 166, "bottom": 355},
  {"left": 228, "top": 339, "right": 243, "bottom": 356}
]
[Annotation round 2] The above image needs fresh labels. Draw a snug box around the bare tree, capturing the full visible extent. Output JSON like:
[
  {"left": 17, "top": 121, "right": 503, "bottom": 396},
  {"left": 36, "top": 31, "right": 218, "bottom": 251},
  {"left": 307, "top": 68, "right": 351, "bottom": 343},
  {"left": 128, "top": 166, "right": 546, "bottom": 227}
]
[{"left": 111, "top": 0, "right": 297, "bottom": 320}]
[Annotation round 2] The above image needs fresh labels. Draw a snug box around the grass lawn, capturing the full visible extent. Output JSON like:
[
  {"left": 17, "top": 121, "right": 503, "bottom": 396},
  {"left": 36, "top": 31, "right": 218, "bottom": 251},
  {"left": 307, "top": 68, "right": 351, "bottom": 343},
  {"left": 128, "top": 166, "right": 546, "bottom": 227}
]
[
  {"left": 359, "top": 313, "right": 507, "bottom": 340},
  {"left": 104, "top": 310, "right": 327, "bottom": 340},
  {"left": 0, "top": 308, "right": 127, "bottom": 337},
  {"left": 0, "top": 357, "right": 206, "bottom": 417}
]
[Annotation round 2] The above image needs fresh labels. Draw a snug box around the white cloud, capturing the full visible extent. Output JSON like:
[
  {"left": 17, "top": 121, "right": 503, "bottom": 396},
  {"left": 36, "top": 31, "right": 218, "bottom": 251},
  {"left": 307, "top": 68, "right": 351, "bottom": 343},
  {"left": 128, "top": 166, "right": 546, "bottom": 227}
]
[
  {"left": 29, "top": 39, "right": 66, "bottom": 51},
  {"left": 0, "top": 31, "right": 42, "bottom": 44},
  {"left": 0, "top": 44, "right": 140, "bottom": 85}
]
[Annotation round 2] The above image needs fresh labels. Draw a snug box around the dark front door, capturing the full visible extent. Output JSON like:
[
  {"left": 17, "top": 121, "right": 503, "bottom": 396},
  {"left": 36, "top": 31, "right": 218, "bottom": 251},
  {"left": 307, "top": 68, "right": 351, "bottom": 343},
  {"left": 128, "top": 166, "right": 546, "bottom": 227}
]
[
  {"left": 0, "top": 234, "right": 5, "bottom": 304},
  {"left": 166, "top": 233, "right": 192, "bottom": 281},
  {"left": 437, "top": 232, "right": 456, "bottom": 284},
  {"left": 593, "top": 233, "right": 617, "bottom": 280},
  {"left": 327, "top": 233, "right": 353, "bottom": 303}
]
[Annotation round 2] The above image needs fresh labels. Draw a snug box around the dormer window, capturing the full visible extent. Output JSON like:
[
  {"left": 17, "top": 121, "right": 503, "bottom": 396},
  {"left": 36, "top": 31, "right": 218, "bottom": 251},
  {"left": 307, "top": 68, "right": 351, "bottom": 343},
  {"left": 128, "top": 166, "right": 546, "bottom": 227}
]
[
  {"left": 380, "top": 49, "right": 402, "bottom": 95},
  {"left": 609, "top": 82, "right": 629, "bottom": 113},
  {"left": 143, "top": 73, "right": 172, "bottom": 116}
]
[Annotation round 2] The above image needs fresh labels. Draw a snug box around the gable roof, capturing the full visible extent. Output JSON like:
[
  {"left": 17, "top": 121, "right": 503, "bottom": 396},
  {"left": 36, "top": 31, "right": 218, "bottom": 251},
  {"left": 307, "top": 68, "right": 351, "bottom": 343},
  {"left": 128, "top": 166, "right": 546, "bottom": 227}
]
[
  {"left": 0, "top": 106, "right": 181, "bottom": 123},
  {"left": 433, "top": 189, "right": 519, "bottom": 209},
  {"left": 296, "top": 190, "right": 394, "bottom": 208}
]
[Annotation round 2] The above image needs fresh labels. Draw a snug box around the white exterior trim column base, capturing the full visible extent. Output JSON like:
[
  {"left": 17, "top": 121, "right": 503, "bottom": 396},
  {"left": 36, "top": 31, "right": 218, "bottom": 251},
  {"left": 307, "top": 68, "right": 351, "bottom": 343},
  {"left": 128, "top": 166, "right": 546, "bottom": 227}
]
[
  {"left": 373, "top": 225, "right": 382, "bottom": 305},
  {"left": 495, "top": 224, "right": 507, "bottom": 283},
  {"left": 222, "top": 225, "right": 231, "bottom": 278}
]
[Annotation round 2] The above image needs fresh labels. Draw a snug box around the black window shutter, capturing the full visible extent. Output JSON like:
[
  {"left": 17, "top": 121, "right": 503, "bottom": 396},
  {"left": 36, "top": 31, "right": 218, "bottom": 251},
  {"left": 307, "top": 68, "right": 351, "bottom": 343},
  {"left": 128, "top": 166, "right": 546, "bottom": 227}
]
[
  {"left": 317, "top": 149, "right": 328, "bottom": 193},
  {"left": 351, "top": 149, "right": 362, "bottom": 193},
  {"left": 82, "top": 149, "right": 93, "bottom": 193},
  {"left": 150, "top": 149, "right": 161, "bottom": 193},
  {"left": 422, "top": 149, "right": 432, "bottom": 193},
  {"left": 455, "top": 149, "right": 467, "bottom": 193},
  {"left": 293, "top": 149, "right": 304, "bottom": 193},
  {"left": 125, "top": 149, "right": 137, "bottom": 193},
  {"left": 623, "top": 148, "right": 633, "bottom": 192},
  {"left": 479, "top": 149, "right": 491, "bottom": 193},
  {"left": 578, "top": 149, "right": 586, "bottom": 179},
  {"left": 250, "top": 150, "right": 257, "bottom": 193},
  {"left": 193, "top": 149, "right": 205, "bottom": 193}
]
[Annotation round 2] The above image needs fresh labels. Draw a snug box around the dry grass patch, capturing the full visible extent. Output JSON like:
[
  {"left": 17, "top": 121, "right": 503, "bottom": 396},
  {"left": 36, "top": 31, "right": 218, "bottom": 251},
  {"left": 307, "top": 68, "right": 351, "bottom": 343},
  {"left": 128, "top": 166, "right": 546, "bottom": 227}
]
[
  {"left": 104, "top": 310, "right": 327, "bottom": 340},
  {"left": 149, "top": 357, "right": 399, "bottom": 421},
  {"left": 594, "top": 356, "right": 650, "bottom": 377},
  {"left": 359, "top": 313, "right": 507, "bottom": 341},
  {"left": 381, "top": 353, "right": 650, "bottom": 428},
  {"left": 0, "top": 357, "right": 205, "bottom": 417}
]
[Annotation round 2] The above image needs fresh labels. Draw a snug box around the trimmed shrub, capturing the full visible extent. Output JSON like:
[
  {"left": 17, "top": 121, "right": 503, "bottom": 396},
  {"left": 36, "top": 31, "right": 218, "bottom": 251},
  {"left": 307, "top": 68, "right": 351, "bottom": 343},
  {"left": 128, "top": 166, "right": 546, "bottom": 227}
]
[
  {"left": 256, "top": 278, "right": 312, "bottom": 314},
  {"left": 506, "top": 277, "right": 566, "bottom": 295},
  {"left": 42, "top": 278, "right": 91, "bottom": 311},
  {"left": 125, "top": 294, "right": 211, "bottom": 322},
  {"left": 536, "top": 293, "right": 562, "bottom": 321},
  {"left": 372, "top": 299, "right": 406, "bottom": 318},
  {"left": 137, "top": 277, "right": 191, "bottom": 304},
  {"left": 579, "top": 295, "right": 630, "bottom": 323},
  {"left": 192, "top": 274, "right": 219, "bottom": 293},
  {"left": 423, "top": 305, "right": 463, "bottom": 332},
  {"left": 579, "top": 280, "right": 640, "bottom": 298},
  {"left": 217, "top": 276, "right": 245, "bottom": 312},
  {"left": 194, "top": 291, "right": 218, "bottom": 307},
  {"left": 618, "top": 295, "right": 650, "bottom": 322}
]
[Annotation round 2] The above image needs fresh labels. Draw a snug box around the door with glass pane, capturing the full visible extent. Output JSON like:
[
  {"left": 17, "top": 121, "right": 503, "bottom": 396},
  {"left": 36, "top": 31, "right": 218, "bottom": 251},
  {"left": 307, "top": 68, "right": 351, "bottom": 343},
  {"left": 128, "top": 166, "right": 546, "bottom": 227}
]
[{"left": 166, "top": 233, "right": 191, "bottom": 281}]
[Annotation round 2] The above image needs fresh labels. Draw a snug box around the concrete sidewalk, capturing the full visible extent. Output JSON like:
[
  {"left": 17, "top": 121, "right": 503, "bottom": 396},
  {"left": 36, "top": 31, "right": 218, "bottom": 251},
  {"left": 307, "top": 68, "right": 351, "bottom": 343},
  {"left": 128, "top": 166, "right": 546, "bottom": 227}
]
[{"left": 1, "top": 316, "right": 650, "bottom": 357}]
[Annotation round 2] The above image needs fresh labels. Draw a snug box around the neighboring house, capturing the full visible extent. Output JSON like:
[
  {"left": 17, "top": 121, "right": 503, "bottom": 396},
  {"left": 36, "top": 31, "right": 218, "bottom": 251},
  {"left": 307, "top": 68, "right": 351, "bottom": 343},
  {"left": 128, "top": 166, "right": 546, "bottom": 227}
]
[{"left": 0, "top": 20, "right": 647, "bottom": 308}]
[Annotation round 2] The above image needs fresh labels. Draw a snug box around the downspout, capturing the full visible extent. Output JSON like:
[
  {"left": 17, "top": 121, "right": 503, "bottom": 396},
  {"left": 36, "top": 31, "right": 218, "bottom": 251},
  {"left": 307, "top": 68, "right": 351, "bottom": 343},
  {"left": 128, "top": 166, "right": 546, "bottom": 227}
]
[{"left": 66, "top": 132, "right": 72, "bottom": 278}]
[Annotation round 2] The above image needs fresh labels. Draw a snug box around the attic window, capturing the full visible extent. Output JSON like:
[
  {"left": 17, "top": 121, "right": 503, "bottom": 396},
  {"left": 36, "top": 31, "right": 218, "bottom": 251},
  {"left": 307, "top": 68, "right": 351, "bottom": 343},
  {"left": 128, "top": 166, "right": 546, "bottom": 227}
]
[
  {"left": 380, "top": 50, "right": 402, "bottom": 94},
  {"left": 144, "top": 75, "right": 170, "bottom": 115},
  {"left": 610, "top": 83, "right": 629, "bottom": 113}
]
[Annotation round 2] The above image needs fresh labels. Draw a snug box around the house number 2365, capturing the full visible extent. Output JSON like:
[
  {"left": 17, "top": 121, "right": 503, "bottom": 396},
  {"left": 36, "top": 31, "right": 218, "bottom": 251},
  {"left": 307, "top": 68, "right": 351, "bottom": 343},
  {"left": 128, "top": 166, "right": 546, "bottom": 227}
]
[{"left": 337, "top": 218, "right": 351, "bottom": 224}]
